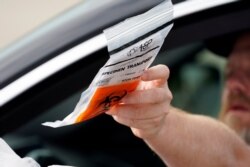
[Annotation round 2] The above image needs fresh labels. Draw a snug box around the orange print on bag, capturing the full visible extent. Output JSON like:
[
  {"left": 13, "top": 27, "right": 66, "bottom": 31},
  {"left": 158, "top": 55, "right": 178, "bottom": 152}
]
[{"left": 75, "top": 79, "right": 140, "bottom": 123}]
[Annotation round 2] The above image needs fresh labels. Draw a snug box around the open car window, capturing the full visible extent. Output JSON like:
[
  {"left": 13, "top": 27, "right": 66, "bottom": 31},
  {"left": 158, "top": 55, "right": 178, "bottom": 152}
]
[
  {"left": 3, "top": 37, "right": 228, "bottom": 167},
  {"left": 1, "top": 0, "right": 250, "bottom": 166}
]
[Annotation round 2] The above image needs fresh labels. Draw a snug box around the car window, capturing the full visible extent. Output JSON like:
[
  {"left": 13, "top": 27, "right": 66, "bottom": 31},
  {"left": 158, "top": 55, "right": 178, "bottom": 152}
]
[
  {"left": 1, "top": 1, "right": 249, "bottom": 166},
  {"left": 2, "top": 39, "right": 228, "bottom": 167},
  {"left": 8, "top": 40, "right": 227, "bottom": 135},
  {"left": 161, "top": 43, "right": 227, "bottom": 117}
]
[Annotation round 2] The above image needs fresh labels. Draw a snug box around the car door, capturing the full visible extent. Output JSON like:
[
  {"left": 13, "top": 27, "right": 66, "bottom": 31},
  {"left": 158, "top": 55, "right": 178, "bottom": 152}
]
[{"left": 1, "top": 0, "right": 250, "bottom": 166}]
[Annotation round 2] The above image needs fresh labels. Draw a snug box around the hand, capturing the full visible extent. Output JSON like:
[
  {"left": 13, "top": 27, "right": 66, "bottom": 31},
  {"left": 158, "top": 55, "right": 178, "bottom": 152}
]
[{"left": 106, "top": 64, "right": 172, "bottom": 139}]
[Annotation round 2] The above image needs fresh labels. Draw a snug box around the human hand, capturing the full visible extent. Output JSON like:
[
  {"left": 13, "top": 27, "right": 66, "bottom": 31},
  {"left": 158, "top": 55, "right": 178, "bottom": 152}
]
[{"left": 106, "top": 64, "right": 172, "bottom": 139}]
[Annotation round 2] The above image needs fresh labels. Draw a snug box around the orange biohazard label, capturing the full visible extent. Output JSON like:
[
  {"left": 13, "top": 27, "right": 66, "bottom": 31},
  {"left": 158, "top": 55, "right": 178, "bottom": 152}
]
[
  {"left": 75, "top": 79, "right": 140, "bottom": 123},
  {"left": 42, "top": 0, "right": 173, "bottom": 128}
]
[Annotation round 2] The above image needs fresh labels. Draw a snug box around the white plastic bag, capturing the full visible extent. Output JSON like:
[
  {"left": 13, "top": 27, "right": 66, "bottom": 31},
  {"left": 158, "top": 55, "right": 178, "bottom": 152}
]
[
  {"left": 0, "top": 138, "right": 75, "bottom": 167},
  {"left": 43, "top": 0, "right": 174, "bottom": 128},
  {"left": 0, "top": 138, "right": 40, "bottom": 167}
]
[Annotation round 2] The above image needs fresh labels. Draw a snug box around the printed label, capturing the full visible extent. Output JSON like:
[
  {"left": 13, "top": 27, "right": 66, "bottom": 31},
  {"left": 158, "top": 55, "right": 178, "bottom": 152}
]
[{"left": 75, "top": 32, "right": 165, "bottom": 122}]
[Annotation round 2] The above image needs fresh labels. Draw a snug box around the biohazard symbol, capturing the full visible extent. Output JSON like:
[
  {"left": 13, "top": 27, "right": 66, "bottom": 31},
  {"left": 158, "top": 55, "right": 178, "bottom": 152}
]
[{"left": 98, "top": 90, "right": 127, "bottom": 111}]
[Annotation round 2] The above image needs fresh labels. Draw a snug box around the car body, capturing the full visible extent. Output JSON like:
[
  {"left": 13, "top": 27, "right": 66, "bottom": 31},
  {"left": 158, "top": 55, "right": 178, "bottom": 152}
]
[{"left": 1, "top": 0, "right": 250, "bottom": 166}]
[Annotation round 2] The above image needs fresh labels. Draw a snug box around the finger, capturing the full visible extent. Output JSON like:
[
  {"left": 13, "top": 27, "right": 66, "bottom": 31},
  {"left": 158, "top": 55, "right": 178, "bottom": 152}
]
[
  {"left": 142, "top": 64, "right": 170, "bottom": 84},
  {"left": 106, "top": 102, "right": 169, "bottom": 120},
  {"left": 121, "top": 88, "right": 172, "bottom": 104},
  {"left": 111, "top": 114, "right": 166, "bottom": 130}
]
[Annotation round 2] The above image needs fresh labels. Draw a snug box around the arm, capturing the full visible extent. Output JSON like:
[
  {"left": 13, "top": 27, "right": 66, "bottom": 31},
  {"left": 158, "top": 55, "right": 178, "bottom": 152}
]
[
  {"left": 146, "top": 107, "right": 250, "bottom": 167},
  {"left": 106, "top": 64, "right": 250, "bottom": 167}
]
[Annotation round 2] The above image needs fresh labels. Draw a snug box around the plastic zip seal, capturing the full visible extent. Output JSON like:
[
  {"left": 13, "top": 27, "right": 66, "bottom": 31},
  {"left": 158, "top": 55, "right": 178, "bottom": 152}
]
[{"left": 43, "top": 0, "right": 173, "bottom": 128}]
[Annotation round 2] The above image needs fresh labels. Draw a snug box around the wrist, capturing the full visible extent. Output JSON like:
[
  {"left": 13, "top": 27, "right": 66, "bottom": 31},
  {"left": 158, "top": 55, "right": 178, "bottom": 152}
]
[
  {"left": 143, "top": 106, "right": 187, "bottom": 166},
  {"left": 144, "top": 106, "right": 177, "bottom": 146}
]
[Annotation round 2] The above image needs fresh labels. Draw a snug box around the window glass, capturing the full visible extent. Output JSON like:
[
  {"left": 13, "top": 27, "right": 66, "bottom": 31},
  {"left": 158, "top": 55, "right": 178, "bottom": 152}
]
[
  {"left": 158, "top": 42, "right": 227, "bottom": 117},
  {"left": 8, "top": 41, "right": 228, "bottom": 137}
]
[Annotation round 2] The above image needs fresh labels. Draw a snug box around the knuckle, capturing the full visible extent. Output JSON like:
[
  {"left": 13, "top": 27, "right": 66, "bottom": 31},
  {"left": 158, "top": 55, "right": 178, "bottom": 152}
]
[
  {"left": 133, "top": 105, "right": 143, "bottom": 119},
  {"left": 154, "top": 88, "right": 168, "bottom": 102},
  {"left": 150, "top": 116, "right": 163, "bottom": 129},
  {"left": 167, "top": 89, "right": 173, "bottom": 101},
  {"left": 130, "top": 118, "right": 139, "bottom": 127},
  {"left": 136, "top": 91, "right": 144, "bottom": 104},
  {"left": 126, "top": 91, "right": 143, "bottom": 104}
]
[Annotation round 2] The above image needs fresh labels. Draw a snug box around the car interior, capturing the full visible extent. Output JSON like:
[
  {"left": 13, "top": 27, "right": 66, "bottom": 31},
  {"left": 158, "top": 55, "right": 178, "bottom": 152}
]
[{"left": 1, "top": 0, "right": 250, "bottom": 166}]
